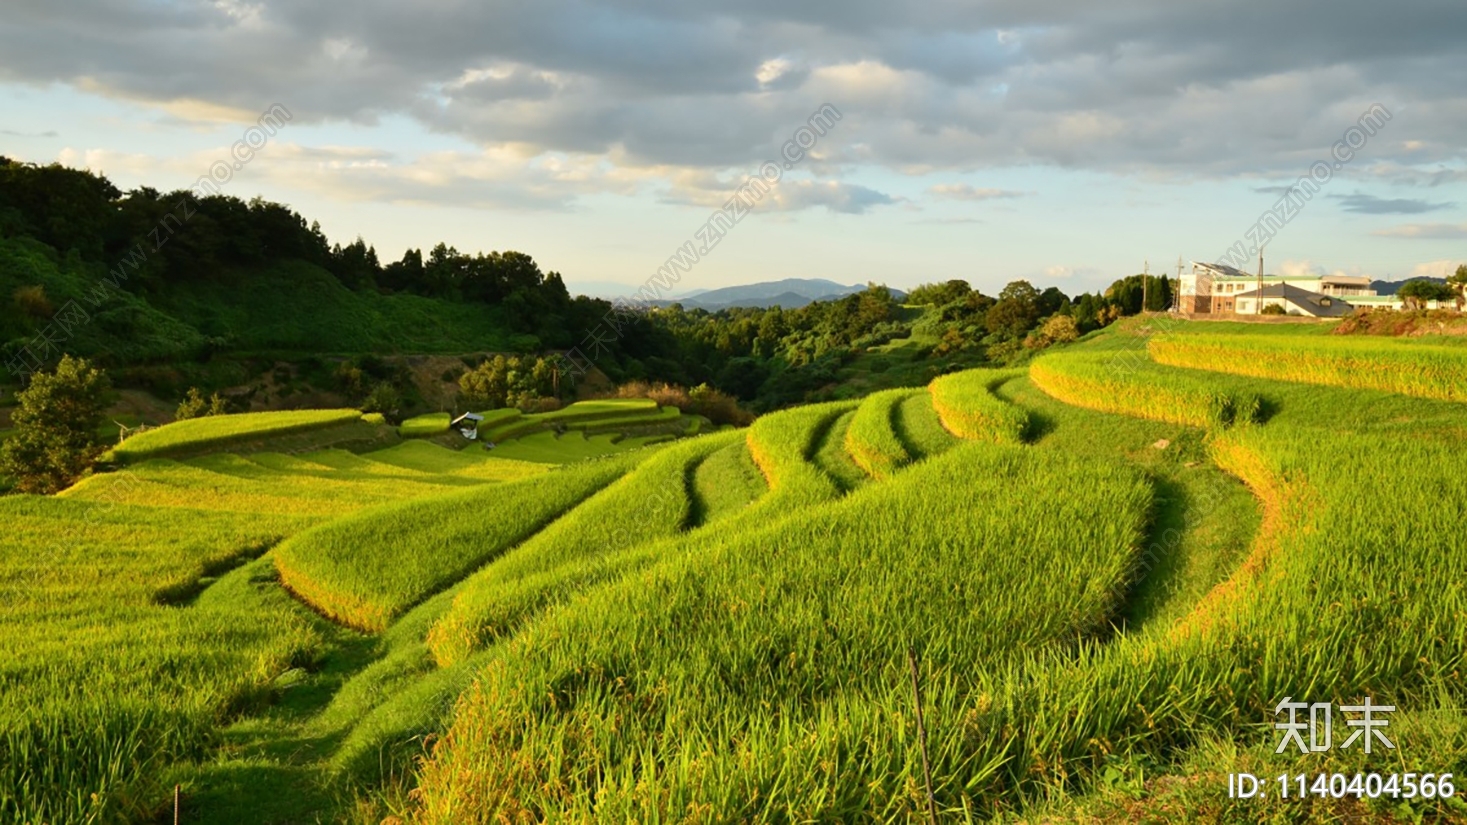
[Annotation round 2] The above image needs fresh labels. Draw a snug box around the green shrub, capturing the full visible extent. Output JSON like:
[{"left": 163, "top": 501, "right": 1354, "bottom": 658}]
[
  {"left": 0, "top": 355, "right": 110, "bottom": 494},
  {"left": 174, "top": 387, "right": 228, "bottom": 421}
]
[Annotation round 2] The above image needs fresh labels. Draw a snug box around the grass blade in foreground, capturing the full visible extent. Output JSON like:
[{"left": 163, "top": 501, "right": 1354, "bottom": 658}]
[{"left": 0, "top": 498, "right": 320, "bottom": 824}]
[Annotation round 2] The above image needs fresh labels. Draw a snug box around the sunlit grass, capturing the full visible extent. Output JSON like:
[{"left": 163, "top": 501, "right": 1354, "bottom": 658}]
[
  {"left": 1030, "top": 351, "right": 1261, "bottom": 428},
  {"left": 398, "top": 412, "right": 450, "bottom": 437},
  {"left": 426, "top": 433, "right": 739, "bottom": 667},
  {"left": 688, "top": 438, "right": 768, "bottom": 526}
]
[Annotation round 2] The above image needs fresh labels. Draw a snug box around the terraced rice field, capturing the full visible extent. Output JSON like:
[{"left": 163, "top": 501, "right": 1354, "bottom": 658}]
[
  {"left": 1030, "top": 350, "right": 1262, "bottom": 428},
  {"left": 843, "top": 387, "right": 918, "bottom": 479},
  {"left": 397, "top": 411, "right": 451, "bottom": 436},
  {"left": 9, "top": 321, "right": 1467, "bottom": 823},
  {"left": 107, "top": 409, "right": 367, "bottom": 462},
  {"left": 1148, "top": 331, "right": 1467, "bottom": 402}
]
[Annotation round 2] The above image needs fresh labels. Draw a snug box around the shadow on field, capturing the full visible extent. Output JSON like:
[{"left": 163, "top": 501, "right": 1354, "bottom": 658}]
[
  {"left": 175, "top": 631, "right": 380, "bottom": 823},
  {"left": 1255, "top": 394, "right": 1282, "bottom": 425},
  {"left": 1115, "top": 474, "right": 1191, "bottom": 631},
  {"left": 170, "top": 557, "right": 386, "bottom": 824},
  {"left": 151, "top": 542, "right": 277, "bottom": 607}
]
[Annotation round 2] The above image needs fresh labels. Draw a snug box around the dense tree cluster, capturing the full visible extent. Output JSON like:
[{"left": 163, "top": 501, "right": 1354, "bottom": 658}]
[
  {"left": 0, "top": 158, "right": 591, "bottom": 347},
  {"left": 1, "top": 157, "right": 1183, "bottom": 414},
  {"left": 632, "top": 272, "right": 1168, "bottom": 408},
  {"left": 458, "top": 355, "right": 569, "bottom": 411},
  {"left": 1397, "top": 278, "right": 1457, "bottom": 309}
]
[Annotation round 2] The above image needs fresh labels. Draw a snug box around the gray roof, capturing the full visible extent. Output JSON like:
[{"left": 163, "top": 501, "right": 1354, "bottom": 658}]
[
  {"left": 1196, "top": 262, "right": 1254, "bottom": 279},
  {"left": 1232, "top": 283, "right": 1355, "bottom": 317},
  {"left": 451, "top": 412, "right": 485, "bottom": 425}
]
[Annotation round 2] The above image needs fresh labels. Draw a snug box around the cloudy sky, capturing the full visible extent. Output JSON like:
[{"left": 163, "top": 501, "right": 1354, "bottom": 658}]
[{"left": 2, "top": 0, "right": 1464, "bottom": 297}]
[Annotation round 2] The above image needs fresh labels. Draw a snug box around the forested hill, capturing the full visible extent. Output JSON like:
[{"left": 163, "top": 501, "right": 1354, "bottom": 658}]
[
  {"left": 0, "top": 158, "right": 662, "bottom": 372},
  {"left": 2, "top": 157, "right": 1153, "bottom": 412}
]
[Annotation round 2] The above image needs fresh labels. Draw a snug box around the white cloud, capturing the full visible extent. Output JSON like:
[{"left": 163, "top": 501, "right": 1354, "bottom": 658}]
[
  {"left": 1275, "top": 259, "right": 1370, "bottom": 279},
  {"left": 6, "top": 0, "right": 1467, "bottom": 212},
  {"left": 928, "top": 183, "right": 1025, "bottom": 201},
  {"left": 1405, "top": 260, "right": 1465, "bottom": 279}
]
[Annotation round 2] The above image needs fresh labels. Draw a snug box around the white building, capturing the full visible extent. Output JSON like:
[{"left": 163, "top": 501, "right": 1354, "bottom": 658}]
[
  {"left": 1232, "top": 284, "right": 1354, "bottom": 317},
  {"left": 1178, "top": 262, "right": 1377, "bottom": 317}
]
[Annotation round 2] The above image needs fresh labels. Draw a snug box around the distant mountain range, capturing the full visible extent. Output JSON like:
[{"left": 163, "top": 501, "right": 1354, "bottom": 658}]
[
  {"left": 568, "top": 277, "right": 901, "bottom": 309},
  {"left": 1370, "top": 276, "right": 1447, "bottom": 295},
  {"left": 672, "top": 278, "right": 903, "bottom": 309}
]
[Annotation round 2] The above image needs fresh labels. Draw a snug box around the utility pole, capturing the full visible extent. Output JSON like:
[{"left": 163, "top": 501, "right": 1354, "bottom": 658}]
[
  {"left": 1256, "top": 246, "right": 1265, "bottom": 314},
  {"left": 1175, "top": 256, "right": 1184, "bottom": 313},
  {"left": 1142, "top": 259, "right": 1150, "bottom": 313}
]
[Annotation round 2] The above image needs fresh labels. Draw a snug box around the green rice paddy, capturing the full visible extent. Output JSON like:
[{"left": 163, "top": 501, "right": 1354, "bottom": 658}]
[{"left": 8, "top": 320, "right": 1467, "bottom": 822}]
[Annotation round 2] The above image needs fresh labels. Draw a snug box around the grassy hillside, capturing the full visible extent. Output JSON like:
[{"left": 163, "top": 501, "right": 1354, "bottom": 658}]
[{"left": 7, "top": 315, "right": 1467, "bottom": 822}]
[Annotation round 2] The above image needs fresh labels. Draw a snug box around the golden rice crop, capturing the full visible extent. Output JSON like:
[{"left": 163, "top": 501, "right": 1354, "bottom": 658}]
[
  {"left": 936, "top": 421, "right": 1467, "bottom": 818},
  {"left": 744, "top": 399, "right": 854, "bottom": 507},
  {"left": 1149, "top": 332, "right": 1467, "bottom": 402},
  {"left": 1030, "top": 351, "right": 1261, "bottom": 428}
]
